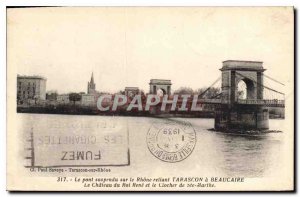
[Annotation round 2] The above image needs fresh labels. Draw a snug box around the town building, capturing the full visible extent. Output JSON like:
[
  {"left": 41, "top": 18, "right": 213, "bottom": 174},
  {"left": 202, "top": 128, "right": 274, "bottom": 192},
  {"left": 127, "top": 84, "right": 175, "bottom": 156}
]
[
  {"left": 81, "top": 94, "right": 96, "bottom": 106},
  {"left": 57, "top": 94, "right": 69, "bottom": 103},
  {"left": 17, "top": 75, "right": 47, "bottom": 103}
]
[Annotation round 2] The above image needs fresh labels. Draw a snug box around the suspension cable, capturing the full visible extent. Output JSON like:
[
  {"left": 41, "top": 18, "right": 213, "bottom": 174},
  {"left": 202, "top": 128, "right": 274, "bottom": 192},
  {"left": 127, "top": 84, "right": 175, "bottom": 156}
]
[
  {"left": 198, "top": 76, "right": 221, "bottom": 98},
  {"left": 264, "top": 74, "right": 285, "bottom": 86},
  {"left": 236, "top": 72, "right": 285, "bottom": 96},
  {"left": 209, "top": 92, "right": 222, "bottom": 99}
]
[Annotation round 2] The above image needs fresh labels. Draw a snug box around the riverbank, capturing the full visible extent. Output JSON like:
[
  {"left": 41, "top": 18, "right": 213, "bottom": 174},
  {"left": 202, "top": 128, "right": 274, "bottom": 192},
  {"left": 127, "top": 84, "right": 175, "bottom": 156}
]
[
  {"left": 16, "top": 105, "right": 284, "bottom": 119},
  {"left": 17, "top": 105, "right": 215, "bottom": 118}
]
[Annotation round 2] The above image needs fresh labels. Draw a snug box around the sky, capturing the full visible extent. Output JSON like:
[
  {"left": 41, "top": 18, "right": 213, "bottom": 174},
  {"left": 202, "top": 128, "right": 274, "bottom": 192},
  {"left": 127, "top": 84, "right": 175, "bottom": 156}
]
[{"left": 7, "top": 7, "right": 293, "bottom": 95}]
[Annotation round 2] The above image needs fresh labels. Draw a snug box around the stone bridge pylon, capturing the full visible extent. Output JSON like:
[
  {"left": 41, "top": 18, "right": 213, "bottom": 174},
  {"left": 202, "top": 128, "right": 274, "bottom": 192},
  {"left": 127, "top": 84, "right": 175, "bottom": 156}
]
[
  {"left": 215, "top": 60, "right": 269, "bottom": 131},
  {"left": 149, "top": 79, "right": 172, "bottom": 95}
]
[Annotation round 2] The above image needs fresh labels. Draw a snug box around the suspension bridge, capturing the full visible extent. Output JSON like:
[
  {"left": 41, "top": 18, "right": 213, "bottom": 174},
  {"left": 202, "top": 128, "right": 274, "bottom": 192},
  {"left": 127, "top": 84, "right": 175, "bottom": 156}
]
[
  {"left": 198, "top": 60, "right": 285, "bottom": 130},
  {"left": 147, "top": 60, "right": 284, "bottom": 130}
]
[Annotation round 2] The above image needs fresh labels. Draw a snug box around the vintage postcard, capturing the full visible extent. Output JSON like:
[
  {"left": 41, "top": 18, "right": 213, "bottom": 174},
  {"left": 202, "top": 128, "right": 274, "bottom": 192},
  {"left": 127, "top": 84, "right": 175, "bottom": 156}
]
[{"left": 7, "top": 7, "right": 294, "bottom": 191}]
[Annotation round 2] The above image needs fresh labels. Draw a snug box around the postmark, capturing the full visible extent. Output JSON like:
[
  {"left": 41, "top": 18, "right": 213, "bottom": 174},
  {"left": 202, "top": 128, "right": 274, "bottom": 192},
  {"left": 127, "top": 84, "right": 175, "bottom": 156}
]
[{"left": 147, "top": 120, "right": 196, "bottom": 163}]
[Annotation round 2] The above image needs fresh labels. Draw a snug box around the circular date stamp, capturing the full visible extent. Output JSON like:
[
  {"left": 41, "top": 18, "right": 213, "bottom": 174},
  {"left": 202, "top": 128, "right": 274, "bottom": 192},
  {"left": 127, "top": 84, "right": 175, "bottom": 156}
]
[{"left": 147, "top": 121, "right": 196, "bottom": 163}]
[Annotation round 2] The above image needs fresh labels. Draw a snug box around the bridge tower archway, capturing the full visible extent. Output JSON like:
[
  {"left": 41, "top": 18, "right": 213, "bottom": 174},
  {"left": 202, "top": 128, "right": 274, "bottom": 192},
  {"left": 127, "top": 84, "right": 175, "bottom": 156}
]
[
  {"left": 236, "top": 78, "right": 256, "bottom": 100},
  {"left": 149, "top": 79, "right": 172, "bottom": 95},
  {"left": 220, "top": 60, "right": 265, "bottom": 104}
]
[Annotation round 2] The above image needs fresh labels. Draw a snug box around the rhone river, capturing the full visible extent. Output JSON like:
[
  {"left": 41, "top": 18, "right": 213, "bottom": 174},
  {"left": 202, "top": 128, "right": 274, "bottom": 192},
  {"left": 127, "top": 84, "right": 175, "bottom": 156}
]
[{"left": 18, "top": 113, "right": 285, "bottom": 178}]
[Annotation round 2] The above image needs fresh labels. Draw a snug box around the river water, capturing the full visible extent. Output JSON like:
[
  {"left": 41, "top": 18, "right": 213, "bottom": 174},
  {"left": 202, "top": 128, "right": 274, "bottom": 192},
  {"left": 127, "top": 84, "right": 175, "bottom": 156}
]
[{"left": 18, "top": 113, "right": 285, "bottom": 178}]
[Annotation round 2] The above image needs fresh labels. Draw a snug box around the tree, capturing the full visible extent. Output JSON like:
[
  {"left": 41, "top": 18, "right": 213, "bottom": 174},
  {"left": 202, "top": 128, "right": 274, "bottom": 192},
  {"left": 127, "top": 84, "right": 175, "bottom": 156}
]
[
  {"left": 46, "top": 91, "right": 58, "bottom": 101},
  {"left": 69, "top": 93, "right": 82, "bottom": 105},
  {"left": 174, "top": 87, "right": 194, "bottom": 95},
  {"left": 237, "top": 90, "right": 245, "bottom": 99},
  {"left": 117, "top": 90, "right": 125, "bottom": 95},
  {"left": 195, "top": 87, "right": 221, "bottom": 99}
]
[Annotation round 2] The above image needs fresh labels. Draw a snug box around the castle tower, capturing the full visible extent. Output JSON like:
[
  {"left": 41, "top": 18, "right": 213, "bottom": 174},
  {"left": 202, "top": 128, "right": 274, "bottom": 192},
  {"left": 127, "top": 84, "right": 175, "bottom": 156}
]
[{"left": 87, "top": 72, "right": 96, "bottom": 94}]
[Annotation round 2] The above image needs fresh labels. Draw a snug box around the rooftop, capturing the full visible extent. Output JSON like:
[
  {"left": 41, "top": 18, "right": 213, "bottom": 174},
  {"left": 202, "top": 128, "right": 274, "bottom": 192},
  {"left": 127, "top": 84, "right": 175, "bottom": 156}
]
[
  {"left": 17, "top": 74, "right": 47, "bottom": 80},
  {"left": 149, "top": 79, "right": 172, "bottom": 85},
  {"left": 125, "top": 87, "right": 139, "bottom": 89},
  {"left": 221, "top": 60, "right": 265, "bottom": 71},
  {"left": 222, "top": 60, "right": 263, "bottom": 63}
]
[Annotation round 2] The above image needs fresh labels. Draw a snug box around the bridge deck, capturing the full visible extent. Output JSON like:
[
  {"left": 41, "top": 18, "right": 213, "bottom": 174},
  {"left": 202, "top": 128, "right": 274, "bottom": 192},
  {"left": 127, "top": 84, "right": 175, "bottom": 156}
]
[
  {"left": 236, "top": 99, "right": 285, "bottom": 107},
  {"left": 197, "top": 99, "right": 285, "bottom": 107}
]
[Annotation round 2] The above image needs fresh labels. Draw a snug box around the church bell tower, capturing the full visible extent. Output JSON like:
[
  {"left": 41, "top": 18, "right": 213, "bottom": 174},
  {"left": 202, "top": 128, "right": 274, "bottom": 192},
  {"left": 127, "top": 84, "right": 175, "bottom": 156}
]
[{"left": 87, "top": 72, "right": 96, "bottom": 94}]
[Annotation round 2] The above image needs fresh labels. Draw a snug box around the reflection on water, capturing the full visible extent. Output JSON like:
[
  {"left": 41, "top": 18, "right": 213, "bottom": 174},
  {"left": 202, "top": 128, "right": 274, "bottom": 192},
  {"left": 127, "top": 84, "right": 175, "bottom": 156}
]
[
  {"left": 174, "top": 118, "right": 283, "bottom": 178},
  {"left": 214, "top": 133, "right": 282, "bottom": 177}
]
